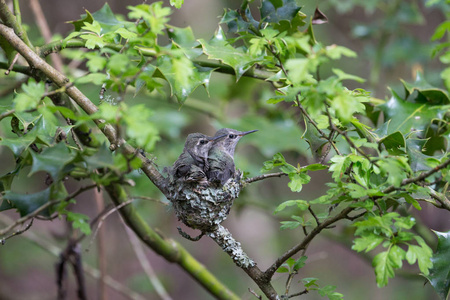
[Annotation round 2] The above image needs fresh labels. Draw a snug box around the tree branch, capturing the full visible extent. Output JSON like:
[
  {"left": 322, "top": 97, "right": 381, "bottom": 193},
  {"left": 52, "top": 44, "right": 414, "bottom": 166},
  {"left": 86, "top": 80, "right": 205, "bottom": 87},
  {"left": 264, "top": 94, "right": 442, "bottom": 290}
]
[
  {"left": 0, "top": 0, "right": 33, "bottom": 49},
  {"left": 243, "top": 172, "right": 287, "bottom": 184}
]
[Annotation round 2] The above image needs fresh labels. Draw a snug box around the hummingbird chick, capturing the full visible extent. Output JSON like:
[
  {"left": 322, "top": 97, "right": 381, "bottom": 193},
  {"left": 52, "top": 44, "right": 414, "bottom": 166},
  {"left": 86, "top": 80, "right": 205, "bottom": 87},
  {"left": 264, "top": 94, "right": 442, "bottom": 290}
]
[
  {"left": 172, "top": 133, "right": 225, "bottom": 184},
  {"left": 207, "top": 128, "right": 257, "bottom": 185}
]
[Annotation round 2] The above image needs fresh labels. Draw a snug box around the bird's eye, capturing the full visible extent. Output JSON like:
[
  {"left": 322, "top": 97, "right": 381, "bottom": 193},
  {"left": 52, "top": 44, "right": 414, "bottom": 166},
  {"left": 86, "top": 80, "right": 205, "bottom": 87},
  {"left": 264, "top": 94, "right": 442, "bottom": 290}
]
[
  {"left": 199, "top": 140, "right": 208, "bottom": 145},
  {"left": 228, "top": 134, "right": 236, "bottom": 139}
]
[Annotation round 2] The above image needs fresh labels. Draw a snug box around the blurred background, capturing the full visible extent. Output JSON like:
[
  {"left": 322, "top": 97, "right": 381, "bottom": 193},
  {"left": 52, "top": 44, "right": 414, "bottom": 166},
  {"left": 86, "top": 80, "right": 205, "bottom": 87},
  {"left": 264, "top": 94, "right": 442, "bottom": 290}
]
[{"left": 0, "top": 0, "right": 448, "bottom": 299}]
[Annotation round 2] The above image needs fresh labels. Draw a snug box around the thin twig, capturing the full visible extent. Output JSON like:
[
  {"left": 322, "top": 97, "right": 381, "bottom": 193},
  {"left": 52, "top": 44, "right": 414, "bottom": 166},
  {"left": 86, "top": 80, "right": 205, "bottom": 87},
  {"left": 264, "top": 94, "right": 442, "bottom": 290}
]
[
  {"left": 288, "top": 289, "right": 308, "bottom": 298},
  {"left": 248, "top": 288, "right": 262, "bottom": 299},
  {"left": 295, "top": 98, "right": 341, "bottom": 155},
  {"left": 243, "top": 172, "right": 287, "bottom": 184},
  {"left": 5, "top": 52, "right": 19, "bottom": 75},
  {"left": 0, "top": 218, "right": 33, "bottom": 245}
]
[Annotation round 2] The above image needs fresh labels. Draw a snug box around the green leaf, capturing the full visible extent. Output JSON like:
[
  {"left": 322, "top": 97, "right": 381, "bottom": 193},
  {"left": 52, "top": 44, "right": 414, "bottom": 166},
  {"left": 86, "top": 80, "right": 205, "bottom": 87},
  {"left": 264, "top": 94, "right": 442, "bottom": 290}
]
[
  {"left": 329, "top": 155, "right": 350, "bottom": 182},
  {"left": 123, "top": 104, "right": 160, "bottom": 151},
  {"left": 261, "top": 152, "right": 287, "bottom": 172},
  {"left": 107, "top": 53, "right": 131, "bottom": 75},
  {"left": 274, "top": 199, "right": 309, "bottom": 214},
  {"left": 332, "top": 68, "right": 365, "bottom": 83},
  {"left": 280, "top": 220, "right": 301, "bottom": 230},
  {"left": 91, "top": 3, "right": 126, "bottom": 33},
  {"left": 115, "top": 27, "right": 137, "bottom": 39},
  {"left": 401, "top": 71, "right": 449, "bottom": 105},
  {"left": 128, "top": 2, "right": 171, "bottom": 36},
  {"left": 379, "top": 131, "right": 406, "bottom": 155},
  {"left": 82, "top": 20, "right": 102, "bottom": 35},
  {"left": 373, "top": 245, "right": 405, "bottom": 287},
  {"left": 426, "top": 230, "right": 450, "bottom": 299},
  {"left": 285, "top": 58, "right": 316, "bottom": 84},
  {"left": 170, "top": 0, "right": 184, "bottom": 9},
  {"left": 288, "top": 172, "right": 311, "bottom": 192},
  {"left": 325, "top": 45, "right": 357, "bottom": 59},
  {"left": 302, "top": 163, "right": 328, "bottom": 172},
  {"left": 68, "top": 10, "right": 94, "bottom": 31},
  {"left": 3, "top": 187, "right": 51, "bottom": 217},
  {"left": 83, "top": 143, "right": 115, "bottom": 171},
  {"left": 167, "top": 25, "right": 202, "bottom": 59},
  {"left": 156, "top": 57, "right": 214, "bottom": 103},
  {"left": 66, "top": 211, "right": 91, "bottom": 235},
  {"left": 260, "top": 0, "right": 306, "bottom": 34},
  {"left": 352, "top": 234, "right": 384, "bottom": 252},
  {"left": 80, "top": 33, "right": 105, "bottom": 49},
  {"left": 378, "top": 89, "right": 446, "bottom": 134},
  {"left": 198, "top": 27, "right": 263, "bottom": 81},
  {"left": 276, "top": 266, "right": 289, "bottom": 273},
  {"left": 293, "top": 256, "right": 307, "bottom": 271},
  {"left": 29, "top": 143, "right": 76, "bottom": 181},
  {"left": 0, "top": 134, "right": 35, "bottom": 157}
]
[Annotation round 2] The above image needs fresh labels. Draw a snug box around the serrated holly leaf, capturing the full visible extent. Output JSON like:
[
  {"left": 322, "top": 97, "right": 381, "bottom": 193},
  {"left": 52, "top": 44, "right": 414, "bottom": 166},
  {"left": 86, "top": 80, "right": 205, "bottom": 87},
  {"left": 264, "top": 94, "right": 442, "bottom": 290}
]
[
  {"left": 401, "top": 71, "right": 449, "bottom": 105},
  {"left": 379, "top": 131, "right": 406, "bottom": 155},
  {"left": 29, "top": 143, "right": 76, "bottom": 181},
  {"left": 426, "top": 231, "right": 450, "bottom": 300},
  {"left": 260, "top": 0, "right": 306, "bottom": 34},
  {"left": 198, "top": 27, "right": 262, "bottom": 81},
  {"left": 3, "top": 187, "right": 51, "bottom": 217},
  {"left": 378, "top": 89, "right": 445, "bottom": 134},
  {"left": 156, "top": 56, "right": 214, "bottom": 103},
  {"left": 221, "top": 8, "right": 259, "bottom": 34},
  {"left": 91, "top": 3, "right": 125, "bottom": 33},
  {"left": 68, "top": 10, "right": 94, "bottom": 31},
  {"left": 83, "top": 143, "right": 115, "bottom": 171},
  {"left": 167, "top": 25, "right": 202, "bottom": 59},
  {"left": 28, "top": 114, "right": 59, "bottom": 145},
  {"left": 274, "top": 199, "right": 309, "bottom": 214},
  {"left": 0, "top": 134, "right": 35, "bottom": 157}
]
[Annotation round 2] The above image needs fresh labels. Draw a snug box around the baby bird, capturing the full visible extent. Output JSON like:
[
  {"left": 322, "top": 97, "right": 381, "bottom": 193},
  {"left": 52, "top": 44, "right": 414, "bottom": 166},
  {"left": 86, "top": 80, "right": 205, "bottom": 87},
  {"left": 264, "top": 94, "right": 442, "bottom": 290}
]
[
  {"left": 207, "top": 128, "right": 257, "bottom": 185},
  {"left": 172, "top": 133, "right": 225, "bottom": 184}
]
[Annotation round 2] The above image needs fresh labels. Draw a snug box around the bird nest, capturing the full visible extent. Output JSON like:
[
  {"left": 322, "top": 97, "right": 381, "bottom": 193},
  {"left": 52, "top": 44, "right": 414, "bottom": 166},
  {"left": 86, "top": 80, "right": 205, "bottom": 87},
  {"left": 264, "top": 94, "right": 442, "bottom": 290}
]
[{"left": 167, "top": 172, "right": 243, "bottom": 232}]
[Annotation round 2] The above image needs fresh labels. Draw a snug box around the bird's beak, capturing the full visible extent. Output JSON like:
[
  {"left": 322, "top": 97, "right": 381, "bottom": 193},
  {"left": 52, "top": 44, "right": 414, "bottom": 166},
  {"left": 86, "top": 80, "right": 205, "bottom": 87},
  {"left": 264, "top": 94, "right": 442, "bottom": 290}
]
[
  {"left": 210, "top": 133, "right": 228, "bottom": 141},
  {"left": 239, "top": 129, "right": 258, "bottom": 136}
]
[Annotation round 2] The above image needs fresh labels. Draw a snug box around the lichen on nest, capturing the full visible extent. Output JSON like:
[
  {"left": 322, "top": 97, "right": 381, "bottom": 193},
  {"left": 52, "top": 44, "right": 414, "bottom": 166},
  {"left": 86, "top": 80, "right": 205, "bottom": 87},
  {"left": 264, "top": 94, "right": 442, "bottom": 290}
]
[{"left": 167, "top": 171, "right": 243, "bottom": 232}]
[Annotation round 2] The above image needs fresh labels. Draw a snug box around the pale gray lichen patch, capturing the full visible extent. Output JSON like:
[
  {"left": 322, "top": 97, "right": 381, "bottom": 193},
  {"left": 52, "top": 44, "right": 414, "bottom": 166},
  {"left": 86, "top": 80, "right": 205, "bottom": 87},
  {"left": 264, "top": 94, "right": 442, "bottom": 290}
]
[
  {"left": 167, "top": 172, "right": 243, "bottom": 232},
  {"left": 207, "top": 224, "right": 255, "bottom": 268}
]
